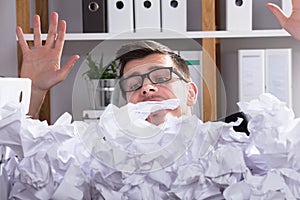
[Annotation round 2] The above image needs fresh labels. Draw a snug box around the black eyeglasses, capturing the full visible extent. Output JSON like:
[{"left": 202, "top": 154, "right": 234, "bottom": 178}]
[{"left": 119, "top": 67, "right": 189, "bottom": 93}]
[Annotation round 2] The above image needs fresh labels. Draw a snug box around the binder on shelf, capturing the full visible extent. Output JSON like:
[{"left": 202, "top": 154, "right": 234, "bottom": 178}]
[
  {"left": 179, "top": 50, "right": 203, "bottom": 120},
  {"left": 265, "top": 48, "right": 292, "bottom": 107},
  {"left": 161, "top": 0, "right": 187, "bottom": 32},
  {"left": 134, "top": 0, "right": 161, "bottom": 32},
  {"left": 226, "top": 0, "right": 252, "bottom": 31},
  {"left": 107, "top": 0, "right": 134, "bottom": 33},
  {"left": 82, "top": 0, "right": 107, "bottom": 33},
  {"left": 238, "top": 49, "right": 265, "bottom": 102},
  {"left": 282, "top": 0, "right": 292, "bottom": 17}
]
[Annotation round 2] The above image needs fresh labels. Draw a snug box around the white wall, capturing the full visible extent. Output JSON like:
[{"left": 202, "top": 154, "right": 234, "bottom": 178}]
[{"left": 0, "top": 1, "right": 18, "bottom": 77}]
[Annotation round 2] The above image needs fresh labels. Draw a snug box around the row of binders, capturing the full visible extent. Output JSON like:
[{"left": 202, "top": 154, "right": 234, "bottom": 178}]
[{"left": 82, "top": 0, "right": 186, "bottom": 33}]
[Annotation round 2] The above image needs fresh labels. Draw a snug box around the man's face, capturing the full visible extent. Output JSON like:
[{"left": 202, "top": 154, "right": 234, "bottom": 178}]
[{"left": 121, "top": 53, "right": 195, "bottom": 125}]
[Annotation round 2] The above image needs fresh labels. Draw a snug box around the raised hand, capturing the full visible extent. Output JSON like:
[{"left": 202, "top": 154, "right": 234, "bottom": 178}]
[
  {"left": 16, "top": 12, "right": 79, "bottom": 118},
  {"left": 267, "top": 0, "right": 300, "bottom": 41}
]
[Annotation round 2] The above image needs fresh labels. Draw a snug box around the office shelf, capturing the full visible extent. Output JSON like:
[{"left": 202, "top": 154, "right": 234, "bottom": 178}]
[{"left": 22, "top": 29, "right": 290, "bottom": 41}]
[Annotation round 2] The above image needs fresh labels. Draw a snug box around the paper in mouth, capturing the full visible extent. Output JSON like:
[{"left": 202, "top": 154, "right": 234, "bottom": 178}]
[{"left": 127, "top": 98, "right": 180, "bottom": 121}]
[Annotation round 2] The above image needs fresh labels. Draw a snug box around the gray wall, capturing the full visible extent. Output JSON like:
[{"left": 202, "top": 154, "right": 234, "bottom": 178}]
[{"left": 0, "top": 1, "right": 18, "bottom": 77}]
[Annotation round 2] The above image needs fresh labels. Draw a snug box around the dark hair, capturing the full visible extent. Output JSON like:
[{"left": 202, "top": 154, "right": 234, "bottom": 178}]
[{"left": 115, "top": 40, "right": 190, "bottom": 79}]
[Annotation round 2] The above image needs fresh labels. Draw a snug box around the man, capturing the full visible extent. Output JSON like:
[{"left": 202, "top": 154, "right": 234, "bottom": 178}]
[
  {"left": 115, "top": 40, "right": 198, "bottom": 125},
  {"left": 16, "top": 12, "right": 79, "bottom": 118},
  {"left": 267, "top": 0, "right": 300, "bottom": 41}
]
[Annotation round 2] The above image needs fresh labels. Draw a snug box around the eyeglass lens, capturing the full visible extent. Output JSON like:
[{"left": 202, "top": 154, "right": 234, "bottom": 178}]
[{"left": 121, "top": 67, "right": 173, "bottom": 92}]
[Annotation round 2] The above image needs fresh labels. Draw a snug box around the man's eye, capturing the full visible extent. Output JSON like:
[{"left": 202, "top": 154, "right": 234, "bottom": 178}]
[
  {"left": 124, "top": 77, "right": 141, "bottom": 91},
  {"left": 129, "top": 82, "right": 141, "bottom": 91},
  {"left": 154, "top": 76, "right": 169, "bottom": 83}
]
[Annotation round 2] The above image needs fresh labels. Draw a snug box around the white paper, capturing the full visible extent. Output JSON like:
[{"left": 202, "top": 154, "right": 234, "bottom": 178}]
[
  {"left": 1, "top": 93, "right": 300, "bottom": 199},
  {"left": 265, "top": 49, "right": 292, "bottom": 107},
  {"left": 239, "top": 50, "right": 265, "bottom": 102}
]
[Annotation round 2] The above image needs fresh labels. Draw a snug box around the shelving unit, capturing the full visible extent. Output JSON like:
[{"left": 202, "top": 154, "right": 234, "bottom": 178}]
[{"left": 16, "top": 0, "right": 291, "bottom": 122}]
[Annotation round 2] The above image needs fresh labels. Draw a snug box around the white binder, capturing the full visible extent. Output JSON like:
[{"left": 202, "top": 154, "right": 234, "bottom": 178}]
[
  {"left": 265, "top": 49, "right": 292, "bottom": 107},
  {"left": 107, "top": 0, "right": 134, "bottom": 33},
  {"left": 134, "top": 0, "right": 161, "bottom": 32},
  {"left": 161, "top": 0, "right": 187, "bottom": 32},
  {"left": 0, "top": 78, "right": 31, "bottom": 114},
  {"left": 179, "top": 50, "right": 203, "bottom": 120},
  {"left": 282, "top": 0, "right": 292, "bottom": 16},
  {"left": 226, "top": 0, "right": 252, "bottom": 31},
  {"left": 238, "top": 49, "right": 265, "bottom": 102}
]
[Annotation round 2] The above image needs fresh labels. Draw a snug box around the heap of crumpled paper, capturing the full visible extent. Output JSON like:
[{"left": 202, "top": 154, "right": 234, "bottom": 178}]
[{"left": 0, "top": 93, "right": 300, "bottom": 199}]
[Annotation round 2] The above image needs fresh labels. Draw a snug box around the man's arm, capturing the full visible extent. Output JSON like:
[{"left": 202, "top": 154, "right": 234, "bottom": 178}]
[
  {"left": 16, "top": 12, "right": 79, "bottom": 118},
  {"left": 267, "top": 0, "right": 300, "bottom": 41}
]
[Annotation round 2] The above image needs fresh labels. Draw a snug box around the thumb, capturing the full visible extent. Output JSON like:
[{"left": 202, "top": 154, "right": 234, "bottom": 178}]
[
  {"left": 58, "top": 55, "right": 80, "bottom": 80},
  {"left": 266, "top": 3, "right": 288, "bottom": 27}
]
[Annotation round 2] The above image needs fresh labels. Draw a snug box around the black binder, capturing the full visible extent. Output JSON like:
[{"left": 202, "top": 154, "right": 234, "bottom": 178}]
[{"left": 82, "top": 0, "right": 107, "bottom": 33}]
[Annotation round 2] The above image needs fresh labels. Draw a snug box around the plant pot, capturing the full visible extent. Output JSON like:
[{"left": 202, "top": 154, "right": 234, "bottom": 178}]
[
  {"left": 85, "top": 78, "right": 117, "bottom": 109},
  {"left": 98, "top": 79, "right": 117, "bottom": 108}
]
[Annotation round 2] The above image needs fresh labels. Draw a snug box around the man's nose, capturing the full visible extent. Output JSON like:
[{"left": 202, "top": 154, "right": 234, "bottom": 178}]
[{"left": 141, "top": 78, "right": 158, "bottom": 95}]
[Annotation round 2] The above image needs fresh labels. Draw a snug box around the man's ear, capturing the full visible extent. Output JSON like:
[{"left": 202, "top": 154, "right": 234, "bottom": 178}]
[{"left": 187, "top": 82, "right": 198, "bottom": 106}]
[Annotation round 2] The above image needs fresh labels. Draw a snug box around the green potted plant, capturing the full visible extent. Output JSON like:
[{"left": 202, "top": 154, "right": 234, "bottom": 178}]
[
  {"left": 83, "top": 53, "right": 118, "bottom": 79},
  {"left": 83, "top": 53, "right": 118, "bottom": 109}
]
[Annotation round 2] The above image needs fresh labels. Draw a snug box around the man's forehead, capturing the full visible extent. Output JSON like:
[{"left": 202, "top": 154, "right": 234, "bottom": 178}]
[
  {"left": 123, "top": 53, "right": 174, "bottom": 74},
  {"left": 123, "top": 65, "right": 170, "bottom": 76}
]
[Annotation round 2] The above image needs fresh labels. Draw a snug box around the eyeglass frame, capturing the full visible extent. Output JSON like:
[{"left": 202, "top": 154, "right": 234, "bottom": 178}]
[{"left": 119, "top": 66, "right": 189, "bottom": 93}]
